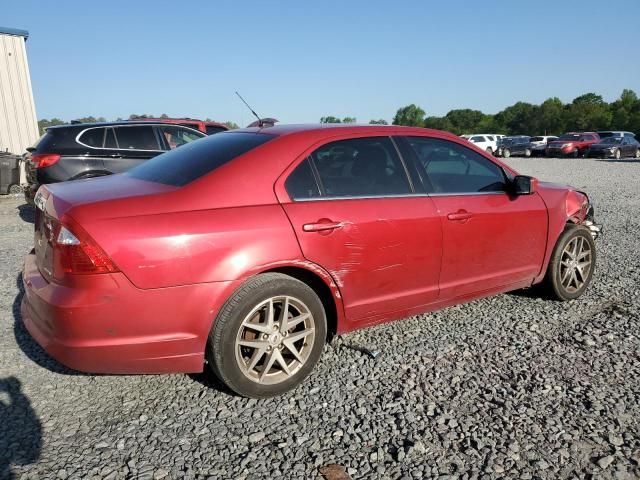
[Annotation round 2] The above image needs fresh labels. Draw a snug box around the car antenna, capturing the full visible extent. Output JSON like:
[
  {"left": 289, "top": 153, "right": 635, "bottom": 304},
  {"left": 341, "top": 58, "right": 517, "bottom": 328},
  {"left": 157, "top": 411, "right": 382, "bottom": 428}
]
[{"left": 235, "top": 91, "right": 264, "bottom": 127}]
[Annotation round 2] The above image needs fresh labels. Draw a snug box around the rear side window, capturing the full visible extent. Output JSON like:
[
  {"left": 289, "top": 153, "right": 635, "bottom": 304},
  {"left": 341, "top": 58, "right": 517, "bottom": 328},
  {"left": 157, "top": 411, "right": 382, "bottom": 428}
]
[
  {"left": 78, "top": 128, "right": 105, "bottom": 148},
  {"left": 470, "top": 136, "right": 485, "bottom": 142},
  {"left": 115, "top": 126, "right": 160, "bottom": 150},
  {"left": 104, "top": 128, "right": 117, "bottom": 148},
  {"left": 406, "top": 136, "right": 507, "bottom": 194},
  {"left": 285, "top": 159, "right": 321, "bottom": 200},
  {"left": 306, "top": 137, "right": 411, "bottom": 198},
  {"left": 127, "top": 132, "right": 275, "bottom": 186},
  {"left": 158, "top": 126, "right": 204, "bottom": 150}
]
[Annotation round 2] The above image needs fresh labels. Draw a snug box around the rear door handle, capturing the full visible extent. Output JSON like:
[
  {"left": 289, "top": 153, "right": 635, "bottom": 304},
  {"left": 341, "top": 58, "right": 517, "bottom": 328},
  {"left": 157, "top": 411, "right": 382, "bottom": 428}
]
[
  {"left": 303, "top": 221, "right": 345, "bottom": 232},
  {"left": 447, "top": 211, "right": 474, "bottom": 221}
]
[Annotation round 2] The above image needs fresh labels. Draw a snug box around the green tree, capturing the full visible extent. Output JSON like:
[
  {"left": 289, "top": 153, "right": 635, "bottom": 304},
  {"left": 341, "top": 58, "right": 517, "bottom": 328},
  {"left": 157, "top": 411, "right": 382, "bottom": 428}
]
[
  {"left": 566, "top": 93, "right": 612, "bottom": 131},
  {"left": 494, "top": 102, "right": 537, "bottom": 134},
  {"left": 537, "top": 97, "right": 566, "bottom": 135},
  {"left": 320, "top": 116, "right": 342, "bottom": 123},
  {"left": 342, "top": 117, "right": 357, "bottom": 124},
  {"left": 37, "top": 118, "right": 66, "bottom": 134},
  {"left": 369, "top": 119, "right": 388, "bottom": 125},
  {"left": 223, "top": 121, "right": 240, "bottom": 129},
  {"left": 443, "top": 109, "right": 487, "bottom": 135},
  {"left": 392, "top": 104, "right": 425, "bottom": 127}
]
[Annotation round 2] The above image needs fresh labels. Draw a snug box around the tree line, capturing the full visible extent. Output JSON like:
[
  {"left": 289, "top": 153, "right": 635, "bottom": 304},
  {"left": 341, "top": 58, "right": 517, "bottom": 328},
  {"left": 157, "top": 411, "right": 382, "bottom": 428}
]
[
  {"left": 320, "top": 89, "right": 640, "bottom": 136},
  {"left": 37, "top": 114, "right": 239, "bottom": 134}
]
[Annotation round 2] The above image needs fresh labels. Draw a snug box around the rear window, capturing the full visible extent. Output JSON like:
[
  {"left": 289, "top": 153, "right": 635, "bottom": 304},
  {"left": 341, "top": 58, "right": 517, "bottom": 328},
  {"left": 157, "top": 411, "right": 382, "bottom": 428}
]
[
  {"left": 36, "top": 128, "right": 80, "bottom": 151},
  {"left": 126, "top": 132, "right": 275, "bottom": 186}
]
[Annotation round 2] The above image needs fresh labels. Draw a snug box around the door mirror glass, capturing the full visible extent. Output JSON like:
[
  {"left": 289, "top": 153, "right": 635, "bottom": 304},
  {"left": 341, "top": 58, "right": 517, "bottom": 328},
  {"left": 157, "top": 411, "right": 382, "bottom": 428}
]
[{"left": 512, "top": 175, "right": 537, "bottom": 195}]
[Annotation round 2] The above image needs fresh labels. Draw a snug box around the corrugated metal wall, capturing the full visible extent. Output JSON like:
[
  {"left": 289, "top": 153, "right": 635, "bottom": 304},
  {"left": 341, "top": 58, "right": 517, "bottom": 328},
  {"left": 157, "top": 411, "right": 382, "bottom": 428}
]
[{"left": 0, "top": 33, "right": 39, "bottom": 156}]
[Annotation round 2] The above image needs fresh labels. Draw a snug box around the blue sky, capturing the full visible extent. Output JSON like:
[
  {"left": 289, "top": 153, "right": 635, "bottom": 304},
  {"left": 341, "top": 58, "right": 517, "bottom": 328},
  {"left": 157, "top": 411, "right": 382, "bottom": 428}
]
[{"left": 3, "top": 0, "right": 640, "bottom": 125}]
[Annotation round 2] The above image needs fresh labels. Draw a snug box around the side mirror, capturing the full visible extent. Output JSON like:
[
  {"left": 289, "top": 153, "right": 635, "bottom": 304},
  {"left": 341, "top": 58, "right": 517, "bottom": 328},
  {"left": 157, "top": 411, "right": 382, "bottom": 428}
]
[{"left": 512, "top": 175, "right": 538, "bottom": 195}]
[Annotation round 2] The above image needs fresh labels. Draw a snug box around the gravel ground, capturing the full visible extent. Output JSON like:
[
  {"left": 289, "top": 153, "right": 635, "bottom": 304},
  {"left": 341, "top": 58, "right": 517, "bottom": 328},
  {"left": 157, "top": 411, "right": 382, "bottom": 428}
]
[{"left": 1, "top": 157, "right": 639, "bottom": 480}]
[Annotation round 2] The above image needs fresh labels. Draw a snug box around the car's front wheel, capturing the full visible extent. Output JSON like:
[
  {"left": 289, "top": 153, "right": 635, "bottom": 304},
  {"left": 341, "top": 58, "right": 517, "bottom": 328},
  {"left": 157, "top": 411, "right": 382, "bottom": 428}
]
[
  {"left": 524, "top": 148, "right": 531, "bottom": 157},
  {"left": 207, "top": 273, "right": 326, "bottom": 398},
  {"left": 503, "top": 148, "right": 511, "bottom": 158},
  {"left": 544, "top": 225, "right": 596, "bottom": 301},
  {"left": 614, "top": 148, "right": 621, "bottom": 160}
]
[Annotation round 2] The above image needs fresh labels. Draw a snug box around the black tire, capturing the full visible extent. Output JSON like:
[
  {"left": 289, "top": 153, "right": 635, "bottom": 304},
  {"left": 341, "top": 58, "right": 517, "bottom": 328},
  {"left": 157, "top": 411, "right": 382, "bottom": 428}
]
[
  {"left": 207, "top": 273, "right": 327, "bottom": 398},
  {"left": 635, "top": 148, "right": 640, "bottom": 159},
  {"left": 571, "top": 149, "right": 580, "bottom": 158},
  {"left": 503, "top": 148, "right": 511, "bottom": 158},
  {"left": 543, "top": 225, "right": 596, "bottom": 301},
  {"left": 485, "top": 147, "right": 493, "bottom": 154},
  {"left": 8, "top": 184, "right": 22, "bottom": 194},
  {"left": 614, "top": 148, "right": 621, "bottom": 160},
  {"left": 524, "top": 148, "right": 531, "bottom": 157}
]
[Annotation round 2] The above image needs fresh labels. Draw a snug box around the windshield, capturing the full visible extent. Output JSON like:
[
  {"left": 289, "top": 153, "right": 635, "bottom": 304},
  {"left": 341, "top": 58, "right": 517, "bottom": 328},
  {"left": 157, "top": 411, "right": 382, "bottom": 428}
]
[
  {"left": 127, "top": 132, "right": 275, "bottom": 186},
  {"left": 558, "top": 134, "right": 581, "bottom": 141},
  {"left": 601, "top": 137, "right": 623, "bottom": 144}
]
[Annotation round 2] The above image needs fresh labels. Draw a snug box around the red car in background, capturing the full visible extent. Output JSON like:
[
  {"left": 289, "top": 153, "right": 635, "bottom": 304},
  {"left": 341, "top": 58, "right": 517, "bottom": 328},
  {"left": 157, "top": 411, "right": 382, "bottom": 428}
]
[
  {"left": 546, "top": 132, "right": 600, "bottom": 157},
  {"left": 132, "top": 117, "right": 229, "bottom": 135},
  {"left": 22, "top": 125, "right": 600, "bottom": 398}
]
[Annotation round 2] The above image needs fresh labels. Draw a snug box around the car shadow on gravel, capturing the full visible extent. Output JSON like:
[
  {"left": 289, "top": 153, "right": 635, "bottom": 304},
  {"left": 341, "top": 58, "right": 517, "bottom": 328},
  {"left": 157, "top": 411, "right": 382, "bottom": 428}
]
[
  {"left": 596, "top": 158, "right": 640, "bottom": 164},
  {"left": 17, "top": 203, "right": 34, "bottom": 224},
  {"left": 0, "top": 376, "right": 42, "bottom": 479},
  {"left": 12, "top": 273, "right": 85, "bottom": 376}
]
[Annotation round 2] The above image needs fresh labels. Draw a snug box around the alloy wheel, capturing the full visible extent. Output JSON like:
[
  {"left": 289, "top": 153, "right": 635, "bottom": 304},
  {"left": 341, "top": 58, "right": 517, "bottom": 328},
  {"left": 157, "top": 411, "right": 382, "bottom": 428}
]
[
  {"left": 235, "top": 295, "right": 315, "bottom": 385},
  {"left": 559, "top": 236, "right": 593, "bottom": 293}
]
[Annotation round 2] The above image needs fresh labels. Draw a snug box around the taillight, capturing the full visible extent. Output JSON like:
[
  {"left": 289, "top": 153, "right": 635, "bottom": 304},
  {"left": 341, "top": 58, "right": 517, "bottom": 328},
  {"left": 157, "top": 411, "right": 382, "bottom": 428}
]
[
  {"left": 47, "top": 216, "right": 119, "bottom": 279},
  {"left": 31, "top": 153, "right": 61, "bottom": 169}
]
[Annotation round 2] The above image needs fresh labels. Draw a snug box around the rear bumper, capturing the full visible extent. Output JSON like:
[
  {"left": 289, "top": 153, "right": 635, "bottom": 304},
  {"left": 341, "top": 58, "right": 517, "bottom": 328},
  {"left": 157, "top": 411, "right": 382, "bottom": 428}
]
[{"left": 21, "top": 251, "right": 237, "bottom": 374}]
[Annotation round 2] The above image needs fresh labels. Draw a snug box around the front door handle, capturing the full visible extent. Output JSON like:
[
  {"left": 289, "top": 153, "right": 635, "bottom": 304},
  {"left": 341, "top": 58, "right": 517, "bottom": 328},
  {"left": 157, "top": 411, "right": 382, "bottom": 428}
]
[
  {"left": 447, "top": 210, "right": 474, "bottom": 221},
  {"left": 303, "top": 220, "right": 345, "bottom": 232}
]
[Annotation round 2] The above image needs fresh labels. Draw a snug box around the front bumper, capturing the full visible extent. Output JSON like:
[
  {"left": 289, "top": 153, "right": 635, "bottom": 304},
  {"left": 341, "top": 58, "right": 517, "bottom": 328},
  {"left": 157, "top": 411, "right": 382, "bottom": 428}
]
[{"left": 21, "top": 251, "right": 236, "bottom": 374}]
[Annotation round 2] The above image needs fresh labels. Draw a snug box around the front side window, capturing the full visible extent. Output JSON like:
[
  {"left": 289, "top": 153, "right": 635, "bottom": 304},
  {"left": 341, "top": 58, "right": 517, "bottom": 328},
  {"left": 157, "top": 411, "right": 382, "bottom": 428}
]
[
  {"left": 115, "top": 126, "right": 160, "bottom": 150},
  {"left": 159, "top": 126, "right": 204, "bottom": 150},
  {"left": 406, "top": 137, "right": 507, "bottom": 194},
  {"left": 307, "top": 137, "right": 411, "bottom": 198}
]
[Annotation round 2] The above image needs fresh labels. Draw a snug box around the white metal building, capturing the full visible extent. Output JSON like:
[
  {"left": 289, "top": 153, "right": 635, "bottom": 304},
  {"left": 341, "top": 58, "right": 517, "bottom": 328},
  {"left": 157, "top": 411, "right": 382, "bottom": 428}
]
[{"left": 0, "top": 26, "right": 39, "bottom": 158}]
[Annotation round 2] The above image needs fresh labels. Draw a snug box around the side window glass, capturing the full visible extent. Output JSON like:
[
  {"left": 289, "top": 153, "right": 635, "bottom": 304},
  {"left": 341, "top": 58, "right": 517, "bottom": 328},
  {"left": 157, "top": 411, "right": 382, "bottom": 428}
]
[
  {"left": 115, "top": 126, "right": 160, "bottom": 150},
  {"left": 104, "top": 128, "right": 117, "bottom": 148},
  {"left": 405, "top": 137, "right": 507, "bottom": 194},
  {"left": 470, "top": 136, "right": 484, "bottom": 142},
  {"left": 160, "top": 126, "right": 203, "bottom": 150},
  {"left": 285, "top": 159, "right": 320, "bottom": 200},
  {"left": 310, "top": 137, "right": 411, "bottom": 198},
  {"left": 79, "top": 128, "right": 105, "bottom": 148}
]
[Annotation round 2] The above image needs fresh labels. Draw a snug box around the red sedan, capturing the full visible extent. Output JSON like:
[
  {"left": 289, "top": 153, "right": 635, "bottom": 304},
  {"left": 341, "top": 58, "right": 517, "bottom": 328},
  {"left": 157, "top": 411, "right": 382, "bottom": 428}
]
[{"left": 22, "top": 125, "right": 600, "bottom": 398}]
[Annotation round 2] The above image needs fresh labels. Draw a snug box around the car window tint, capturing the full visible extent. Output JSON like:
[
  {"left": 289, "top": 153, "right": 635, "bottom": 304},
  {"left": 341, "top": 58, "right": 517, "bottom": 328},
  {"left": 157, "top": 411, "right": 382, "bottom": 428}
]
[
  {"left": 309, "top": 137, "right": 411, "bottom": 198},
  {"left": 115, "top": 126, "right": 160, "bottom": 150},
  {"left": 285, "top": 159, "right": 321, "bottom": 200},
  {"left": 406, "top": 136, "right": 507, "bottom": 194},
  {"left": 205, "top": 125, "right": 227, "bottom": 135},
  {"left": 104, "top": 128, "right": 117, "bottom": 148},
  {"left": 159, "top": 126, "right": 204, "bottom": 150},
  {"left": 79, "top": 128, "right": 105, "bottom": 148},
  {"left": 470, "top": 136, "right": 484, "bottom": 142},
  {"left": 127, "top": 132, "right": 275, "bottom": 186}
]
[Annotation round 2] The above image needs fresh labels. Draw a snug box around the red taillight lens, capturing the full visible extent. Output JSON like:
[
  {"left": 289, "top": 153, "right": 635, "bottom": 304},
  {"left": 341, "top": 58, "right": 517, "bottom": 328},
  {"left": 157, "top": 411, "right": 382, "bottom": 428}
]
[
  {"left": 32, "top": 153, "right": 61, "bottom": 169},
  {"left": 47, "top": 216, "right": 119, "bottom": 278}
]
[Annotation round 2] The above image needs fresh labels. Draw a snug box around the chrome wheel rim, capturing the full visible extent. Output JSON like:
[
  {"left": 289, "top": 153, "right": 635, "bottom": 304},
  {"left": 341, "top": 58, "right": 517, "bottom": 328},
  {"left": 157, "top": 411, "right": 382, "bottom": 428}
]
[
  {"left": 235, "top": 296, "right": 315, "bottom": 385},
  {"left": 559, "top": 236, "right": 592, "bottom": 293}
]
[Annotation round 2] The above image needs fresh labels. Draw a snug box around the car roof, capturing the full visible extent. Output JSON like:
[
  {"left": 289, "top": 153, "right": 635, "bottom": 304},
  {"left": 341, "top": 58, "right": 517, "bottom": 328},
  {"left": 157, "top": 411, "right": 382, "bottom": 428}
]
[
  {"left": 46, "top": 121, "right": 204, "bottom": 131},
  {"left": 230, "top": 123, "right": 458, "bottom": 139}
]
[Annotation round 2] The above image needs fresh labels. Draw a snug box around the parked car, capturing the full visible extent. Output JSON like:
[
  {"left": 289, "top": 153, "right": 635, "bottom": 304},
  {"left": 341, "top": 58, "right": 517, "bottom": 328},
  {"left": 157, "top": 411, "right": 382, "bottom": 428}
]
[
  {"left": 132, "top": 117, "right": 229, "bottom": 135},
  {"left": 529, "top": 136, "right": 558, "bottom": 156},
  {"left": 24, "top": 121, "right": 205, "bottom": 204},
  {"left": 587, "top": 136, "right": 640, "bottom": 159},
  {"left": 22, "top": 125, "right": 600, "bottom": 398},
  {"left": 462, "top": 134, "right": 497, "bottom": 154},
  {"left": 596, "top": 131, "right": 636, "bottom": 140},
  {"left": 497, "top": 136, "right": 532, "bottom": 157},
  {"left": 546, "top": 132, "right": 600, "bottom": 158}
]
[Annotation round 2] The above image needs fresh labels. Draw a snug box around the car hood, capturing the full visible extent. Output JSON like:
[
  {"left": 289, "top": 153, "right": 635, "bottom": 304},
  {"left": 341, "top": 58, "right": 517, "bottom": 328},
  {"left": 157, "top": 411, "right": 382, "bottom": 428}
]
[{"left": 589, "top": 142, "right": 618, "bottom": 149}]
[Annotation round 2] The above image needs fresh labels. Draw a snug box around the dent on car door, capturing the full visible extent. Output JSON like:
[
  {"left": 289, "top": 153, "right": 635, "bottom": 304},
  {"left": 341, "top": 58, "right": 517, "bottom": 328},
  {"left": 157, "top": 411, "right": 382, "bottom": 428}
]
[
  {"left": 404, "top": 136, "right": 548, "bottom": 299},
  {"left": 108, "top": 126, "right": 163, "bottom": 173},
  {"left": 279, "top": 136, "right": 443, "bottom": 326}
]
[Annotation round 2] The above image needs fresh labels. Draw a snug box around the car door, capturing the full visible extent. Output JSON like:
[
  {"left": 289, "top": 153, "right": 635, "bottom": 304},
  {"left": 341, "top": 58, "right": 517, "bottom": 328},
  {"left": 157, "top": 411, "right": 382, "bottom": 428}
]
[
  {"left": 403, "top": 135, "right": 547, "bottom": 299},
  {"left": 279, "top": 136, "right": 442, "bottom": 324},
  {"left": 107, "top": 125, "right": 164, "bottom": 173}
]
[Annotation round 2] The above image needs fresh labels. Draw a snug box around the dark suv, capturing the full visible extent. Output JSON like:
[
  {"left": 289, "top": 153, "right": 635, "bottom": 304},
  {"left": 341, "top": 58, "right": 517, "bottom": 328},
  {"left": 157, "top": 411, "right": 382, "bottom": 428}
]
[{"left": 25, "top": 121, "right": 205, "bottom": 204}]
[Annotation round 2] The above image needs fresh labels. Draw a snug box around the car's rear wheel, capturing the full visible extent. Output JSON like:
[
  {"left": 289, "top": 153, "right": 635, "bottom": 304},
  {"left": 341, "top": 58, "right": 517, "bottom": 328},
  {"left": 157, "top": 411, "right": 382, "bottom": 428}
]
[
  {"left": 614, "top": 148, "right": 621, "bottom": 160},
  {"left": 524, "top": 148, "right": 531, "bottom": 157},
  {"left": 485, "top": 147, "right": 493, "bottom": 154},
  {"left": 544, "top": 225, "right": 596, "bottom": 301},
  {"left": 503, "top": 148, "right": 511, "bottom": 158},
  {"left": 207, "top": 273, "right": 326, "bottom": 398},
  {"left": 635, "top": 148, "right": 640, "bottom": 159}
]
